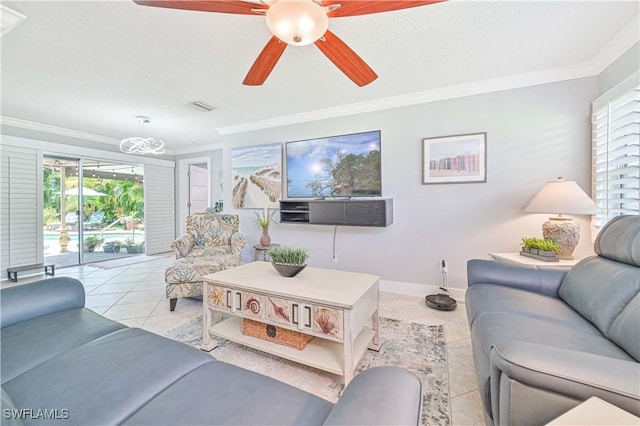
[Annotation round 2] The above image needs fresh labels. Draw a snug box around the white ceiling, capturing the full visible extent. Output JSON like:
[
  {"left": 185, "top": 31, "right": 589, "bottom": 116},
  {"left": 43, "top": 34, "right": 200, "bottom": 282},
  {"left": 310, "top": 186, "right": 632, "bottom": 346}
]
[{"left": 1, "top": 0, "right": 638, "bottom": 155}]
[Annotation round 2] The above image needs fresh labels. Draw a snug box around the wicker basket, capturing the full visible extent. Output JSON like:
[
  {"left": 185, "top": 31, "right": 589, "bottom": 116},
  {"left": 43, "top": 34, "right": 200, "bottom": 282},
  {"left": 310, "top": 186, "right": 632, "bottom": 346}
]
[{"left": 242, "top": 318, "right": 313, "bottom": 351}]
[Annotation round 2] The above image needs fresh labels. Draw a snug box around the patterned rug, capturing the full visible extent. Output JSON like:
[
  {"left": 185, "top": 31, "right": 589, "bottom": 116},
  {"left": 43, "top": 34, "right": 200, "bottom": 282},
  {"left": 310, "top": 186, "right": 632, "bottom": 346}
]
[{"left": 164, "top": 314, "right": 450, "bottom": 426}]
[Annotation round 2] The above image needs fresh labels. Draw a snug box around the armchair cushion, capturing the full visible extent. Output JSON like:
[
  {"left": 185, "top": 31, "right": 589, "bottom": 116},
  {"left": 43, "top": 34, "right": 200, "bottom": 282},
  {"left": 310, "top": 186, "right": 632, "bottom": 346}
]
[
  {"left": 165, "top": 254, "right": 240, "bottom": 287},
  {"left": 186, "top": 213, "right": 240, "bottom": 247}
]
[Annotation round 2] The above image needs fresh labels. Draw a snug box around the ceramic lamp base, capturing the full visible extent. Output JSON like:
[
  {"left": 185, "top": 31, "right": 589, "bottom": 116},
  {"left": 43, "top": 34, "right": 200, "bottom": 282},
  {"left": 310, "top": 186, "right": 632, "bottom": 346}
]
[{"left": 542, "top": 217, "right": 580, "bottom": 260}]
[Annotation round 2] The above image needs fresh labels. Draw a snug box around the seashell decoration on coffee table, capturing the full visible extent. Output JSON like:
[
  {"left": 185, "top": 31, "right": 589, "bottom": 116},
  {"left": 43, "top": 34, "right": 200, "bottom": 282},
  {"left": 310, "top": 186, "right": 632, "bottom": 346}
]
[
  {"left": 313, "top": 307, "right": 343, "bottom": 339},
  {"left": 244, "top": 296, "right": 262, "bottom": 316}
]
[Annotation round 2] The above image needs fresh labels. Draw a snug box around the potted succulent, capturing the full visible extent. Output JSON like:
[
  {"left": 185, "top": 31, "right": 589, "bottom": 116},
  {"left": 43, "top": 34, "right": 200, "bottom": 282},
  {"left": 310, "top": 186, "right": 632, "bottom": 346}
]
[
  {"left": 83, "top": 235, "right": 104, "bottom": 253},
  {"left": 103, "top": 240, "right": 123, "bottom": 253},
  {"left": 124, "top": 238, "right": 145, "bottom": 254},
  {"left": 521, "top": 237, "right": 559, "bottom": 260},
  {"left": 255, "top": 207, "right": 276, "bottom": 247},
  {"left": 268, "top": 246, "right": 309, "bottom": 277}
]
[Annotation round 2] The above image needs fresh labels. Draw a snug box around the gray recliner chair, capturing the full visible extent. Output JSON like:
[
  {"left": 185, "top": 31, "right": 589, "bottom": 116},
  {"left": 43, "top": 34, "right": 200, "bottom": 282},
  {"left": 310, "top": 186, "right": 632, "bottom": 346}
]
[{"left": 466, "top": 215, "right": 640, "bottom": 425}]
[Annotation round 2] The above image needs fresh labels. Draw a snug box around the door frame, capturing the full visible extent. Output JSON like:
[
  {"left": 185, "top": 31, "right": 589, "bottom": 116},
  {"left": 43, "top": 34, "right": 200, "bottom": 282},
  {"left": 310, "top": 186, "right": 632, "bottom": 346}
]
[{"left": 178, "top": 157, "right": 211, "bottom": 235}]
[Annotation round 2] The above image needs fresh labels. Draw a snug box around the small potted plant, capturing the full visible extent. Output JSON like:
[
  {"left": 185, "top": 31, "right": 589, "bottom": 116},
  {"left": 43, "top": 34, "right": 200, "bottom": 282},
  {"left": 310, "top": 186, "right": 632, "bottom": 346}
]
[
  {"left": 102, "top": 240, "right": 121, "bottom": 253},
  {"left": 255, "top": 207, "right": 276, "bottom": 247},
  {"left": 521, "top": 237, "right": 539, "bottom": 255},
  {"left": 268, "top": 246, "right": 309, "bottom": 277},
  {"left": 521, "top": 237, "right": 559, "bottom": 261},
  {"left": 125, "top": 238, "right": 145, "bottom": 254},
  {"left": 536, "top": 239, "right": 560, "bottom": 258},
  {"left": 105, "top": 240, "right": 125, "bottom": 253},
  {"left": 83, "top": 235, "right": 104, "bottom": 253}
]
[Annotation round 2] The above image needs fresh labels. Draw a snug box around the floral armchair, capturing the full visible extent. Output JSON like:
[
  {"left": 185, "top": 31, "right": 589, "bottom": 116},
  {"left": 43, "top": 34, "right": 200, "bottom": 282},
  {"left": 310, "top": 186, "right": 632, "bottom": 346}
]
[{"left": 165, "top": 213, "right": 246, "bottom": 311}]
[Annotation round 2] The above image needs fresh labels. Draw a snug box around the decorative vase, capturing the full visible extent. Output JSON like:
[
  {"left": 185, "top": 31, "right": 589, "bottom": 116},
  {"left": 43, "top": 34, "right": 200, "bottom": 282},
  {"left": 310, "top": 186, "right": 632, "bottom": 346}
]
[
  {"left": 271, "top": 262, "right": 306, "bottom": 278},
  {"left": 260, "top": 228, "right": 271, "bottom": 247}
]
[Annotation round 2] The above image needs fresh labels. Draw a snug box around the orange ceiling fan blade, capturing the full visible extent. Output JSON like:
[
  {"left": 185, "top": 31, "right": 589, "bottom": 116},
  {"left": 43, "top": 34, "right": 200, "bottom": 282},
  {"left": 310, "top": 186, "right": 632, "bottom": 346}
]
[
  {"left": 132, "top": 1, "right": 266, "bottom": 15},
  {"left": 315, "top": 30, "right": 377, "bottom": 87},
  {"left": 323, "top": 0, "right": 445, "bottom": 17},
  {"left": 243, "top": 36, "right": 288, "bottom": 86}
]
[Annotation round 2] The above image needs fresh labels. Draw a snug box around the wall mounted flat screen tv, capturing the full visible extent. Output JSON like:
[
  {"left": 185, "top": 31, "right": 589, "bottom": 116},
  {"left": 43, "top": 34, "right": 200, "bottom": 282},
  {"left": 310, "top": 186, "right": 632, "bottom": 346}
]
[{"left": 286, "top": 130, "right": 381, "bottom": 198}]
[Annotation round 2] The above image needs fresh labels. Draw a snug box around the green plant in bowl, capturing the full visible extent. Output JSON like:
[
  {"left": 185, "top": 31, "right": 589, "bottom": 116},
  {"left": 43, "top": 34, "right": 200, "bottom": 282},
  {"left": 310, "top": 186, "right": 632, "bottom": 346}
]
[
  {"left": 268, "top": 246, "right": 309, "bottom": 265},
  {"left": 268, "top": 246, "right": 309, "bottom": 277}
]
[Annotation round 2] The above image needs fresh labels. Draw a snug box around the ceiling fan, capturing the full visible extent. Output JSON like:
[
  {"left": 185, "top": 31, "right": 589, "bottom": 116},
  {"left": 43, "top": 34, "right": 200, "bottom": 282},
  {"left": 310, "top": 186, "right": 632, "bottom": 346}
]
[{"left": 133, "top": 0, "right": 444, "bottom": 86}]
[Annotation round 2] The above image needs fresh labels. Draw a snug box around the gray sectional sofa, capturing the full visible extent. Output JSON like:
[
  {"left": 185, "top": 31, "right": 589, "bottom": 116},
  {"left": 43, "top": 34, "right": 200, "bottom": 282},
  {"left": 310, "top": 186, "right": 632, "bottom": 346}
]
[
  {"left": 466, "top": 215, "right": 640, "bottom": 426},
  {"left": 1, "top": 277, "right": 422, "bottom": 425}
]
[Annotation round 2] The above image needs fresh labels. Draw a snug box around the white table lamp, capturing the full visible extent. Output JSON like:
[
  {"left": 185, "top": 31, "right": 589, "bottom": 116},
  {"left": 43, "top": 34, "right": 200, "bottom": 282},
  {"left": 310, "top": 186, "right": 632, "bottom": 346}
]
[{"left": 524, "top": 177, "right": 600, "bottom": 259}]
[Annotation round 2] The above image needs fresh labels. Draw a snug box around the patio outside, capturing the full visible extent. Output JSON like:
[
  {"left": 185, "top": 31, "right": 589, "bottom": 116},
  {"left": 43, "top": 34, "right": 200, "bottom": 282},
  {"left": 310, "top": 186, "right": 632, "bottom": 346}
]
[{"left": 44, "top": 157, "right": 146, "bottom": 268}]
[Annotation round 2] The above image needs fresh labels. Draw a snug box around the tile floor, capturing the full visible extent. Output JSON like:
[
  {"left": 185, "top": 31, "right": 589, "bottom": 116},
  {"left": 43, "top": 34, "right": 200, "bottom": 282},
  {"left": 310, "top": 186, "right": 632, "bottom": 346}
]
[{"left": 4, "top": 256, "right": 485, "bottom": 425}]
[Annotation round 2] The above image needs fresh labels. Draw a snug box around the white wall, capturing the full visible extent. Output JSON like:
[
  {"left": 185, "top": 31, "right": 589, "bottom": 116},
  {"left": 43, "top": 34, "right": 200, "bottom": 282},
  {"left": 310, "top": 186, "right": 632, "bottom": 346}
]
[{"left": 222, "top": 77, "right": 599, "bottom": 291}]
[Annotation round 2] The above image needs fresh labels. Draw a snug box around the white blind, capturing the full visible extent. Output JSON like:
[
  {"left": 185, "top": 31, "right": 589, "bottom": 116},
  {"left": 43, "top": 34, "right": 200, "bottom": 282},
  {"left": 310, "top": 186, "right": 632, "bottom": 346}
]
[
  {"left": 591, "top": 77, "right": 640, "bottom": 234},
  {"left": 0, "top": 146, "right": 43, "bottom": 271},
  {"left": 144, "top": 164, "right": 175, "bottom": 255}
]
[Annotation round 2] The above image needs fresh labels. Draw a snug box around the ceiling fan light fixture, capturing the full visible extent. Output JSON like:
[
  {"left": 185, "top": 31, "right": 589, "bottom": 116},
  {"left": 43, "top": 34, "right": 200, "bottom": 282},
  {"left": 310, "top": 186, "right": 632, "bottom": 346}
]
[{"left": 266, "top": 0, "right": 328, "bottom": 46}]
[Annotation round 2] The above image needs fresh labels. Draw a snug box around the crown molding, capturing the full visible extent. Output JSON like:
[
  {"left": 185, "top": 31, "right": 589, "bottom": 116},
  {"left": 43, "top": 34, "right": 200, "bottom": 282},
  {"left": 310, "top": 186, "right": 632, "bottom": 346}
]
[
  {"left": 590, "top": 14, "right": 640, "bottom": 75},
  {"left": 1, "top": 116, "right": 121, "bottom": 145},
  {"left": 1, "top": 5, "right": 27, "bottom": 37},
  {"left": 171, "top": 142, "right": 224, "bottom": 155},
  {"left": 216, "top": 61, "right": 595, "bottom": 135},
  {"left": 1, "top": 116, "right": 175, "bottom": 155}
]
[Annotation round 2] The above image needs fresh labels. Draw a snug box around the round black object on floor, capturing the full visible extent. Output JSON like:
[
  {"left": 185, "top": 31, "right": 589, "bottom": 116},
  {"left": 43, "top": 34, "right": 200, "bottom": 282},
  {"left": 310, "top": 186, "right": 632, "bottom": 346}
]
[{"left": 425, "top": 294, "right": 457, "bottom": 311}]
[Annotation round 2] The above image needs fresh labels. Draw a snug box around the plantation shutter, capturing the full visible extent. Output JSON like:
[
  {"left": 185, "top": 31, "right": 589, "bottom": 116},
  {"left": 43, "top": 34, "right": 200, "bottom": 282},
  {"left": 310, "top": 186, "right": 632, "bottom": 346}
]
[
  {"left": 144, "top": 164, "right": 175, "bottom": 254},
  {"left": 591, "top": 72, "right": 640, "bottom": 235},
  {"left": 0, "top": 146, "right": 43, "bottom": 271}
]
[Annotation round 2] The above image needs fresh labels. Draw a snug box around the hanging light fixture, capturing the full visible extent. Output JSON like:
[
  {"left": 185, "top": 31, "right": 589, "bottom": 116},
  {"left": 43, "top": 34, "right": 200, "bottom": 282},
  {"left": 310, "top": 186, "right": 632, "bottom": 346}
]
[{"left": 120, "top": 116, "right": 165, "bottom": 155}]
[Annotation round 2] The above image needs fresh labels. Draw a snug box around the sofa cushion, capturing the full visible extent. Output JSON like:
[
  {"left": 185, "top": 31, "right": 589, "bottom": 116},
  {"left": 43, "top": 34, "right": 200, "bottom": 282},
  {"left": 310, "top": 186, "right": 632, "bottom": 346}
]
[
  {"left": 1, "top": 308, "right": 125, "bottom": 384},
  {"left": 465, "top": 284, "right": 595, "bottom": 331},
  {"left": 609, "top": 293, "right": 640, "bottom": 361},
  {"left": 1, "top": 277, "right": 85, "bottom": 328},
  {"left": 470, "top": 311, "right": 633, "bottom": 416},
  {"left": 123, "top": 361, "right": 333, "bottom": 426},
  {"left": 3, "top": 328, "right": 215, "bottom": 426},
  {"left": 594, "top": 215, "right": 640, "bottom": 267},
  {"left": 559, "top": 256, "right": 640, "bottom": 338}
]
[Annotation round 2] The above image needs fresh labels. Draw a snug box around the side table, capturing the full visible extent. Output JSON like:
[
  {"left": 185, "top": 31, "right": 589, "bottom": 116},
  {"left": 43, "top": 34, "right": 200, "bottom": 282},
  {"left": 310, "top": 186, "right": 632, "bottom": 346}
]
[
  {"left": 489, "top": 252, "right": 581, "bottom": 269},
  {"left": 253, "top": 243, "right": 280, "bottom": 261}
]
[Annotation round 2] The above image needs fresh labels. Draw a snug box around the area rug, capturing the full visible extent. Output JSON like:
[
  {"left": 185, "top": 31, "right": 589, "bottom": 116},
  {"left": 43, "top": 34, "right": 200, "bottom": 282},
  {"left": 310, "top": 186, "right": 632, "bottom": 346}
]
[
  {"left": 88, "top": 254, "right": 166, "bottom": 269},
  {"left": 164, "top": 314, "right": 451, "bottom": 426}
]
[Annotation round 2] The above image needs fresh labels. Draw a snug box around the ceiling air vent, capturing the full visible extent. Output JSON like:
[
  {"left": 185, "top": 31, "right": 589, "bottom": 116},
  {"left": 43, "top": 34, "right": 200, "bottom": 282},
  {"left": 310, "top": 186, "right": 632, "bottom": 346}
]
[
  {"left": 1, "top": 5, "right": 27, "bottom": 37},
  {"left": 188, "top": 101, "right": 215, "bottom": 112}
]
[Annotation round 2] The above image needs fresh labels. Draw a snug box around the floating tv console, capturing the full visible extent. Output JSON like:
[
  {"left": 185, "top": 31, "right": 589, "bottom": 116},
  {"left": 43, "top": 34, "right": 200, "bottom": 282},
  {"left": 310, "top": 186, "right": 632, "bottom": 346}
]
[{"left": 279, "top": 199, "right": 393, "bottom": 227}]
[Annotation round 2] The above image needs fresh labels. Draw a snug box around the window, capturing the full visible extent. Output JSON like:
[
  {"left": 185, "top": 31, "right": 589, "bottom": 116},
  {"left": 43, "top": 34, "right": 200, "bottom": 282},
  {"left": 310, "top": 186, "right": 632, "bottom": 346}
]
[{"left": 591, "top": 73, "right": 640, "bottom": 234}]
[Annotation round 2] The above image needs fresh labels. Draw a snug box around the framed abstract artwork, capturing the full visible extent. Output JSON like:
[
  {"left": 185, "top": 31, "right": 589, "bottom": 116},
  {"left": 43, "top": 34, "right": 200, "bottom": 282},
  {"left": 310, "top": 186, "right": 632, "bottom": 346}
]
[
  {"left": 231, "top": 143, "right": 282, "bottom": 209},
  {"left": 422, "top": 133, "right": 487, "bottom": 184}
]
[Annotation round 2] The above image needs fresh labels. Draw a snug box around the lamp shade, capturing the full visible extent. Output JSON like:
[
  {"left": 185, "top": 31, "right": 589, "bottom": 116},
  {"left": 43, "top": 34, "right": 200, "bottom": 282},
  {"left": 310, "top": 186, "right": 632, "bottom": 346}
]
[{"left": 524, "top": 177, "right": 600, "bottom": 215}]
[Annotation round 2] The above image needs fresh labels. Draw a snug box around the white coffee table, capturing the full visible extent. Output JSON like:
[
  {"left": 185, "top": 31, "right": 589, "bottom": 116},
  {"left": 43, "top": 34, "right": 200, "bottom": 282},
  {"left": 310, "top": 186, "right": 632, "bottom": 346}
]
[{"left": 201, "top": 261, "right": 380, "bottom": 385}]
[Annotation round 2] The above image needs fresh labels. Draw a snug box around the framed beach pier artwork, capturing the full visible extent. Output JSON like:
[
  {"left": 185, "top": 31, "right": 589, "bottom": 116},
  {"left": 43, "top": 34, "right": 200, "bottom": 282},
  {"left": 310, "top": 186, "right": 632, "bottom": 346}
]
[
  {"left": 422, "top": 132, "right": 487, "bottom": 184},
  {"left": 231, "top": 143, "right": 282, "bottom": 208}
]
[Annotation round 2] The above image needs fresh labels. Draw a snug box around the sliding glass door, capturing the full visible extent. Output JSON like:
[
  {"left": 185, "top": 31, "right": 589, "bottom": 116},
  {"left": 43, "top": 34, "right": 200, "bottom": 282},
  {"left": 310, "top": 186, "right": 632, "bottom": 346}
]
[
  {"left": 43, "top": 157, "right": 81, "bottom": 267},
  {"left": 43, "top": 156, "right": 145, "bottom": 268}
]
